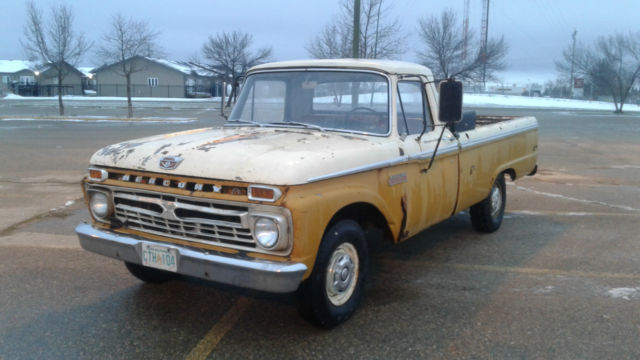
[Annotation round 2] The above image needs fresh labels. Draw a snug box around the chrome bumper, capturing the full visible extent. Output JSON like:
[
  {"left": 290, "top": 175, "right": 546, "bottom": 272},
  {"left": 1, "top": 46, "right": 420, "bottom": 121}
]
[{"left": 75, "top": 223, "right": 307, "bottom": 293}]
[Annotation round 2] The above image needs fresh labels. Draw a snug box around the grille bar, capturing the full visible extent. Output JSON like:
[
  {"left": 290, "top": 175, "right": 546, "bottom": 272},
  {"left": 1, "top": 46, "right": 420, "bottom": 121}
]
[{"left": 112, "top": 189, "right": 256, "bottom": 249}]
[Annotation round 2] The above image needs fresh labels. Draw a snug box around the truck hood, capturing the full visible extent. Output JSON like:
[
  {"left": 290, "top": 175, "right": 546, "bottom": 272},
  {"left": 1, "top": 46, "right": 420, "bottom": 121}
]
[{"left": 90, "top": 127, "right": 399, "bottom": 185}]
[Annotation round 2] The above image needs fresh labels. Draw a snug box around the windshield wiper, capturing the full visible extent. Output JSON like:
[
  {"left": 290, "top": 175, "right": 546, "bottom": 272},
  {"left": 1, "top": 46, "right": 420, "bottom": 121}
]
[
  {"left": 266, "top": 121, "right": 325, "bottom": 131},
  {"left": 225, "top": 119, "right": 264, "bottom": 127}
]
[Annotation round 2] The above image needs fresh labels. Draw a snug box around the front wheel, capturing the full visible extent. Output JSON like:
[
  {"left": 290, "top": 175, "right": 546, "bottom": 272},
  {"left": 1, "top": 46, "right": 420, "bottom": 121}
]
[
  {"left": 470, "top": 173, "right": 506, "bottom": 233},
  {"left": 297, "top": 220, "right": 369, "bottom": 328}
]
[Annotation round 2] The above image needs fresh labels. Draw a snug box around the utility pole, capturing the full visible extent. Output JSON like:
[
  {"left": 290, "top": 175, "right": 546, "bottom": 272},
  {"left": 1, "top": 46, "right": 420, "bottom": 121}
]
[
  {"left": 569, "top": 29, "right": 577, "bottom": 98},
  {"left": 352, "top": 0, "right": 361, "bottom": 58},
  {"left": 463, "top": 0, "right": 470, "bottom": 63},
  {"left": 480, "top": 0, "right": 490, "bottom": 91},
  {"left": 351, "top": 0, "right": 361, "bottom": 107}
]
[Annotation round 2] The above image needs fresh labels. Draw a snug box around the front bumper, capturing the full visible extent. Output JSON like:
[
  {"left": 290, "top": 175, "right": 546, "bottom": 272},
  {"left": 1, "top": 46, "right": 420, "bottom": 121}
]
[{"left": 75, "top": 223, "right": 307, "bottom": 293}]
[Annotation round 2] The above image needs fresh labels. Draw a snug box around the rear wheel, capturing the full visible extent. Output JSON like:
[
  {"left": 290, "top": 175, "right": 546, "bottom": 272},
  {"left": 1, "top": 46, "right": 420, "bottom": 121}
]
[
  {"left": 124, "top": 262, "right": 176, "bottom": 284},
  {"left": 297, "top": 219, "right": 369, "bottom": 328},
  {"left": 470, "top": 173, "right": 506, "bottom": 233}
]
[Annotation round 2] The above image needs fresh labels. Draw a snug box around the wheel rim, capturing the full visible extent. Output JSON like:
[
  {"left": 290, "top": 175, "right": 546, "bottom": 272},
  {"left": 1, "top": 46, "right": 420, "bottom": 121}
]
[
  {"left": 325, "top": 242, "right": 359, "bottom": 306},
  {"left": 489, "top": 184, "right": 502, "bottom": 218}
]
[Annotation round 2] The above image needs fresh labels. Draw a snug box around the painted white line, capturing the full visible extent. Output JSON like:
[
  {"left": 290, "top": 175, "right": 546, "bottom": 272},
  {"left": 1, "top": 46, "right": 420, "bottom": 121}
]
[
  {"left": 382, "top": 259, "right": 640, "bottom": 281},
  {"left": 185, "top": 297, "right": 252, "bottom": 360},
  {"left": 515, "top": 186, "right": 640, "bottom": 212},
  {"left": 610, "top": 165, "right": 640, "bottom": 170},
  {"left": 507, "top": 210, "right": 638, "bottom": 217}
]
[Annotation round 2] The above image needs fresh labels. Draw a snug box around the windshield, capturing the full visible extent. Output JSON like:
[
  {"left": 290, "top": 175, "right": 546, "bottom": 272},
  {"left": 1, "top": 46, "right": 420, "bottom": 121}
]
[{"left": 228, "top": 71, "right": 389, "bottom": 135}]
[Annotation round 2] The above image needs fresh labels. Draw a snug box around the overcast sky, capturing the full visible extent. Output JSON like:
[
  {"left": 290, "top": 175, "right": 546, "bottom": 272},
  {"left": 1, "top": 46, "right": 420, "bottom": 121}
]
[{"left": 1, "top": 0, "right": 638, "bottom": 84}]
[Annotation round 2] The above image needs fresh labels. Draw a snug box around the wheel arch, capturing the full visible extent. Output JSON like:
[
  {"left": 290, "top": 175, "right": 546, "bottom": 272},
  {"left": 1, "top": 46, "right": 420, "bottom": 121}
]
[{"left": 324, "top": 202, "right": 394, "bottom": 246}]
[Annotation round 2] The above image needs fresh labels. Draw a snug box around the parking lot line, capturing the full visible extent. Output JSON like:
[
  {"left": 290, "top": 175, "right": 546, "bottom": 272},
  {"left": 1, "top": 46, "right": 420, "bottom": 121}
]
[
  {"left": 185, "top": 297, "right": 252, "bottom": 360},
  {"left": 382, "top": 259, "right": 640, "bottom": 281}
]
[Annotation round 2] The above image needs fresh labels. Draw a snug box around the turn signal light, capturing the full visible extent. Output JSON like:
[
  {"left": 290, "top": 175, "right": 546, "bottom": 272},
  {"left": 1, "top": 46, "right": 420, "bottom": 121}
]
[
  {"left": 88, "top": 168, "right": 108, "bottom": 181},
  {"left": 248, "top": 185, "right": 282, "bottom": 202}
]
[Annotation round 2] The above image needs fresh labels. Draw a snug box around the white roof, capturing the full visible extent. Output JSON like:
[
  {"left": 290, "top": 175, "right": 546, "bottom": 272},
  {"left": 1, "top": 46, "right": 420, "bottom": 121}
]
[
  {"left": 250, "top": 59, "right": 434, "bottom": 78},
  {"left": 77, "top": 67, "right": 95, "bottom": 76},
  {"left": 0, "top": 60, "right": 36, "bottom": 74},
  {"left": 147, "top": 57, "right": 218, "bottom": 77}
]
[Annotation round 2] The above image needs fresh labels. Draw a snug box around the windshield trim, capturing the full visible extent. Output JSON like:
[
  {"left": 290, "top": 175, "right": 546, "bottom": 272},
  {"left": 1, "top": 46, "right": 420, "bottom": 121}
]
[{"left": 231, "top": 68, "right": 393, "bottom": 138}]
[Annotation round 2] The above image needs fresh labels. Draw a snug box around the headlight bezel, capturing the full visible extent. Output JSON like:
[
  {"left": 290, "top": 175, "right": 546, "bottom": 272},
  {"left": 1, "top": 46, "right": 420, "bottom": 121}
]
[
  {"left": 88, "top": 189, "right": 113, "bottom": 222},
  {"left": 250, "top": 213, "right": 289, "bottom": 251}
]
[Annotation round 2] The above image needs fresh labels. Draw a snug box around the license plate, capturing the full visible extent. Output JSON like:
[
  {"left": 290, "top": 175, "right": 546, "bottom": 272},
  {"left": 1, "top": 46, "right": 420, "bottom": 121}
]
[{"left": 141, "top": 243, "right": 178, "bottom": 272}]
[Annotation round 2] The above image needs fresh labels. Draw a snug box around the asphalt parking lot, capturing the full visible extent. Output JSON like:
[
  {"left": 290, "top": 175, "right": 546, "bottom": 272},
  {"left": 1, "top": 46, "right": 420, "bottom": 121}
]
[{"left": 1, "top": 102, "right": 639, "bottom": 359}]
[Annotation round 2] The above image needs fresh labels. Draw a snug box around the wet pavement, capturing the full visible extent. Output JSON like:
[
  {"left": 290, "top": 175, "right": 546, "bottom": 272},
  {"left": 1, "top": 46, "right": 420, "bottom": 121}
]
[{"left": 1, "top": 104, "right": 639, "bottom": 359}]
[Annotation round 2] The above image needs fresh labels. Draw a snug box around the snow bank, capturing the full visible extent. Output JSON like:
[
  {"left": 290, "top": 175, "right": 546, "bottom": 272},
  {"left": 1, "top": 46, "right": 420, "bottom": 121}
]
[
  {"left": 3, "top": 92, "right": 640, "bottom": 112},
  {"left": 2, "top": 94, "right": 220, "bottom": 102},
  {"left": 465, "top": 93, "right": 640, "bottom": 112}
]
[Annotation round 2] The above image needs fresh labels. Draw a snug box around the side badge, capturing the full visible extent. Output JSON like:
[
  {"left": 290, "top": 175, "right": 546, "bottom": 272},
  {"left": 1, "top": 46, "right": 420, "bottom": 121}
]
[
  {"left": 388, "top": 173, "right": 408, "bottom": 186},
  {"left": 159, "top": 156, "right": 183, "bottom": 170}
]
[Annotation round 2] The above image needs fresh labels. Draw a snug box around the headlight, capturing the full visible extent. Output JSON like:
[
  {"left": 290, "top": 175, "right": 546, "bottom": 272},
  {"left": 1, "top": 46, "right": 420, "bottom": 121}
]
[
  {"left": 89, "top": 191, "right": 111, "bottom": 220},
  {"left": 254, "top": 217, "right": 279, "bottom": 249}
]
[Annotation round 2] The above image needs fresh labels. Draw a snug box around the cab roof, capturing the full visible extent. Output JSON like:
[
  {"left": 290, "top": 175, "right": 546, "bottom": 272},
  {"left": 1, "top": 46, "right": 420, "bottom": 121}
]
[{"left": 249, "top": 59, "right": 434, "bottom": 78}]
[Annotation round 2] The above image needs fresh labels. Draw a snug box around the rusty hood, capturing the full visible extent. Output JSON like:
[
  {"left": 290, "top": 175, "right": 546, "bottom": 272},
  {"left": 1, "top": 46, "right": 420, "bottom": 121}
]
[{"left": 90, "top": 126, "right": 398, "bottom": 185}]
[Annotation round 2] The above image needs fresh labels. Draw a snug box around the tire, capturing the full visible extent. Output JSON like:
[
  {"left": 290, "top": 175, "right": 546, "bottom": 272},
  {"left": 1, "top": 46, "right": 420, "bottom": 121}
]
[
  {"left": 124, "top": 262, "right": 176, "bottom": 284},
  {"left": 297, "top": 219, "right": 369, "bottom": 328},
  {"left": 470, "top": 173, "right": 506, "bottom": 233}
]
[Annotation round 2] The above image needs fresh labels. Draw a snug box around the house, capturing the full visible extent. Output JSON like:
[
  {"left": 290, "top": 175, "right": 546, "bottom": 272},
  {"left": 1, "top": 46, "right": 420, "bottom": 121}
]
[
  {"left": 0, "top": 60, "right": 36, "bottom": 96},
  {"left": 36, "top": 61, "right": 85, "bottom": 96},
  {"left": 93, "top": 56, "right": 223, "bottom": 98},
  {"left": 0, "top": 60, "right": 85, "bottom": 97}
]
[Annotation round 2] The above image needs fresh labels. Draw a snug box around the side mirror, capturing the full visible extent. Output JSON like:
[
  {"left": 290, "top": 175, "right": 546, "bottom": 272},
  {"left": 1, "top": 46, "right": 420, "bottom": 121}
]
[{"left": 438, "top": 78, "right": 463, "bottom": 125}]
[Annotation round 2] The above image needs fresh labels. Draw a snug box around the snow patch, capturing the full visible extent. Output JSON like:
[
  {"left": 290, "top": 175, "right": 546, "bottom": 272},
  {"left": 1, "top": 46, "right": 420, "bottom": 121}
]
[
  {"left": 64, "top": 200, "right": 75, "bottom": 207},
  {"left": 534, "top": 285, "right": 555, "bottom": 294},
  {"left": 465, "top": 93, "right": 640, "bottom": 112},
  {"left": 516, "top": 186, "right": 640, "bottom": 212},
  {"left": 607, "top": 287, "right": 640, "bottom": 300},
  {"left": 1, "top": 117, "right": 196, "bottom": 123}
]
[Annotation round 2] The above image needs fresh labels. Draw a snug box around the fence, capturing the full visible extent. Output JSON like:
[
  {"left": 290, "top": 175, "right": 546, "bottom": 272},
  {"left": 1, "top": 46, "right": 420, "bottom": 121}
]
[
  {"left": 11, "top": 84, "right": 81, "bottom": 97},
  {"left": 96, "top": 84, "right": 223, "bottom": 98}
]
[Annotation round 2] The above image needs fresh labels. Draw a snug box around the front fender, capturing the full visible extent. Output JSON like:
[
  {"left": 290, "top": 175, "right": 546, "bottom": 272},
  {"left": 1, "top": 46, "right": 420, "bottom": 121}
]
[{"left": 283, "top": 170, "right": 403, "bottom": 278}]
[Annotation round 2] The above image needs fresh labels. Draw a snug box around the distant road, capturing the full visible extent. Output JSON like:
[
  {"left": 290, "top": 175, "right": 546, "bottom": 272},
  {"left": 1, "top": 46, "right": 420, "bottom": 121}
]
[{"left": 0, "top": 97, "right": 225, "bottom": 121}]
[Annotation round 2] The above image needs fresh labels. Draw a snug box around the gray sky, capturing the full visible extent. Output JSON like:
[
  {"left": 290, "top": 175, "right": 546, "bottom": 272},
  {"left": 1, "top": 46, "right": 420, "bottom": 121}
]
[{"left": 1, "top": 0, "right": 638, "bottom": 84}]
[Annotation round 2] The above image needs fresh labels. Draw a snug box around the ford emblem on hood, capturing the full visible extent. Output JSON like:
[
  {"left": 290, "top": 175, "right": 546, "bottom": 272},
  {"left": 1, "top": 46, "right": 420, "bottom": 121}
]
[{"left": 159, "top": 156, "right": 183, "bottom": 170}]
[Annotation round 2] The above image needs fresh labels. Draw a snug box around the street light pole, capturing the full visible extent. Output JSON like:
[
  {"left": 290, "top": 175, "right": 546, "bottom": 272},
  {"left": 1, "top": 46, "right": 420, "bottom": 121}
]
[
  {"left": 569, "top": 29, "right": 577, "bottom": 98},
  {"left": 352, "top": 0, "right": 360, "bottom": 58}
]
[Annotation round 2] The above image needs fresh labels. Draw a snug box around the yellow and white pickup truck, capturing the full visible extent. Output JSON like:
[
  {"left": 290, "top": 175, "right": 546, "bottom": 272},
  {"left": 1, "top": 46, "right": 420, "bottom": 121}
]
[{"left": 76, "top": 59, "right": 538, "bottom": 327}]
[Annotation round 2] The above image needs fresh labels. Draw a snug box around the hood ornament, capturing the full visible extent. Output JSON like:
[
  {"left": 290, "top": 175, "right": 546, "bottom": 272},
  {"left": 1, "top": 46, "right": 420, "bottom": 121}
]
[{"left": 159, "top": 156, "right": 183, "bottom": 170}]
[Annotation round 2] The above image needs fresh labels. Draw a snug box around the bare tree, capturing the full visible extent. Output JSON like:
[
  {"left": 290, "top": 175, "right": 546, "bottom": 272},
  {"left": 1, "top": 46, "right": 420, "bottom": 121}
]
[
  {"left": 417, "top": 9, "right": 508, "bottom": 83},
  {"left": 557, "top": 33, "right": 640, "bottom": 113},
  {"left": 307, "top": 0, "right": 405, "bottom": 59},
  {"left": 21, "top": 1, "right": 90, "bottom": 115},
  {"left": 98, "top": 13, "right": 160, "bottom": 118},
  {"left": 191, "top": 31, "right": 271, "bottom": 107}
]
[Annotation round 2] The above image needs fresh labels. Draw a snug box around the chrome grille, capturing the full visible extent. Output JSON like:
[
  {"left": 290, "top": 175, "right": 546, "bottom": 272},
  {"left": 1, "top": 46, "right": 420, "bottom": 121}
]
[{"left": 111, "top": 189, "right": 257, "bottom": 249}]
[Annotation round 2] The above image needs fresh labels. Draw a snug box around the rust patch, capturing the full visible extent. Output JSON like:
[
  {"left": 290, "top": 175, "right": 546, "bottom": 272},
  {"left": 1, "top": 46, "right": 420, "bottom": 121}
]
[
  {"left": 154, "top": 143, "right": 172, "bottom": 155},
  {"left": 211, "top": 133, "right": 260, "bottom": 144},
  {"left": 398, "top": 195, "right": 408, "bottom": 241},
  {"left": 339, "top": 134, "right": 368, "bottom": 141},
  {"left": 274, "top": 129, "right": 314, "bottom": 136},
  {"left": 96, "top": 141, "right": 146, "bottom": 164},
  {"left": 140, "top": 155, "right": 152, "bottom": 167},
  {"left": 196, "top": 133, "right": 262, "bottom": 152}
]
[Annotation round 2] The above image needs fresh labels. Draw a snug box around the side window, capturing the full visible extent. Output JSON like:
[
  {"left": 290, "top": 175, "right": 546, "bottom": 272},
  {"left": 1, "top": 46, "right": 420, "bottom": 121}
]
[{"left": 396, "top": 81, "right": 432, "bottom": 135}]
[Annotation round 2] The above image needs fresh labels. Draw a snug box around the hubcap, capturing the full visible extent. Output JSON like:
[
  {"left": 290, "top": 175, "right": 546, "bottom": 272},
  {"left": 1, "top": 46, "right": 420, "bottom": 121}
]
[
  {"left": 490, "top": 184, "right": 502, "bottom": 218},
  {"left": 326, "top": 242, "right": 359, "bottom": 306}
]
